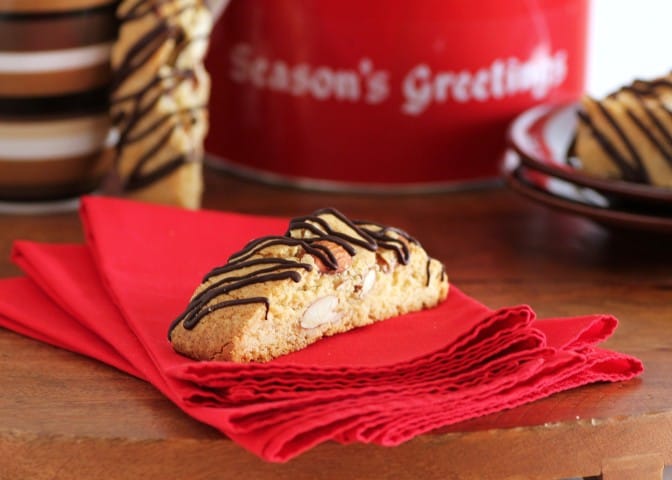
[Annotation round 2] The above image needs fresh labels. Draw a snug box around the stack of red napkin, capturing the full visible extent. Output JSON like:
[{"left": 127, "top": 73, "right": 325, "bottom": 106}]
[{"left": 0, "top": 197, "right": 643, "bottom": 462}]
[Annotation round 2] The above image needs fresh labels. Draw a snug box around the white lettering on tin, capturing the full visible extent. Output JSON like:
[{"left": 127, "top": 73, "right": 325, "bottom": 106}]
[
  {"left": 229, "top": 43, "right": 569, "bottom": 116},
  {"left": 229, "top": 43, "right": 387, "bottom": 104},
  {"left": 401, "top": 47, "right": 568, "bottom": 115}
]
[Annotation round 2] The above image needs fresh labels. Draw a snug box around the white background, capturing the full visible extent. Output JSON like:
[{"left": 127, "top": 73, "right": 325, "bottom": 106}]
[{"left": 587, "top": 0, "right": 672, "bottom": 97}]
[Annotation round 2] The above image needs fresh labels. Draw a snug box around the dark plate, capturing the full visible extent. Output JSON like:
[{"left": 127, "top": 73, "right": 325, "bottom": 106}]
[
  {"left": 507, "top": 103, "right": 672, "bottom": 206},
  {"left": 505, "top": 162, "right": 672, "bottom": 234}
]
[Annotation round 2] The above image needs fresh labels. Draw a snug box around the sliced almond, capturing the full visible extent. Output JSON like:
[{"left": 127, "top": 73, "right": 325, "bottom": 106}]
[
  {"left": 376, "top": 253, "right": 396, "bottom": 273},
  {"left": 311, "top": 240, "right": 352, "bottom": 273},
  {"left": 300, "top": 295, "right": 341, "bottom": 329},
  {"left": 360, "top": 269, "right": 377, "bottom": 297}
]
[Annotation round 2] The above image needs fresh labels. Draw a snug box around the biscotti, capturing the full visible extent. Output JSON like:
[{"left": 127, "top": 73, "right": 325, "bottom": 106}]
[
  {"left": 105, "top": 0, "right": 213, "bottom": 209},
  {"left": 169, "top": 208, "right": 449, "bottom": 362},
  {"left": 572, "top": 74, "right": 672, "bottom": 188}
]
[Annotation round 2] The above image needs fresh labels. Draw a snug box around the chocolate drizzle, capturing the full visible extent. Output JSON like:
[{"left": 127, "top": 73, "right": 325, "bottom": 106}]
[
  {"left": 109, "top": 0, "right": 209, "bottom": 193},
  {"left": 353, "top": 220, "right": 416, "bottom": 265},
  {"left": 122, "top": 0, "right": 192, "bottom": 20},
  {"left": 168, "top": 208, "right": 421, "bottom": 339},
  {"left": 288, "top": 208, "right": 378, "bottom": 252},
  {"left": 573, "top": 79, "right": 672, "bottom": 184}
]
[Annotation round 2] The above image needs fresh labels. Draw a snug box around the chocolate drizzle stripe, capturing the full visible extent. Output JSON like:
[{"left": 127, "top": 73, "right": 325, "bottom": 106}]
[
  {"left": 311, "top": 241, "right": 340, "bottom": 269},
  {"left": 133, "top": 122, "right": 174, "bottom": 165},
  {"left": 361, "top": 227, "right": 413, "bottom": 264},
  {"left": 228, "top": 236, "right": 309, "bottom": 264},
  {"left": 620, "top": 82, "right": 653, "bottom": 96},
  {"left": 204, "top": 258, "right": 313, "bottom": 282},
  {"left": 204, "top": 264, "right": 312, "bottom": 294},
  {"left": 631, "top": 96, "right": 672, "bottom": 168},
  {"left": 322, "top": 234, "right": 359, "bottom": 255},
  {"left": 594, "top": 99, "right": 649, "bottom": 182},
  {"left": 648, "top": 78, "right": 672, "bottom": 90},
  {"left": 576, "top": 109, "right": 646, "bottom": 183},
  {"left": 169, "top": 297, "right": 269, "bottom": 333},
  {"left": 229, "top": 234, "right": 354, "bottom": 273},
  {"left": 124, "top": 154, "right": 186, "bottom": 191},
  {"left": 110, "top": 23, "right": 178, "bottom": 93},
  {"left": 122, "top": 0, "right": 200, "bottom": 21},
  {"left": 187, "top": 271, "right": 302, "bottom": 312},
  {"left": 647, "top": 111, "right": 672, "bottom": 159},
  {"left": 123, "top": 106, "right": 203, "bottom": 144},
  {"left": 289, "top": 221, "right": 370, "bottom": 252},
  {"left": 289, "top": 208, "right": 378, "bottom": 251},
  {"left": 635, "top": 96, "right": 672, "bottom": 143},
  {"left": 112, "top": 69, "right": 193, "bottom": 105},
  {"left": 625, "top": 107, "right": 672, "bottom": 168},
  {"left": 565, "top": 132, "right": 579, "bottom": 167},
  {"left": 184, "top": 298, "right": 270, "bottom": 329},
  {"left": 288, "top": 220, "right": 376, "bottom": 251},
  {"left": 170, "top": 271, "right": 302, "bottom": 337}
]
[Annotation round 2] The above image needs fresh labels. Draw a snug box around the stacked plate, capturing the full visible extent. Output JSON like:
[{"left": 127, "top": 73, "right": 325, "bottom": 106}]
[{"left": 505, "top": 103, "right": 672, "bottom": 233}]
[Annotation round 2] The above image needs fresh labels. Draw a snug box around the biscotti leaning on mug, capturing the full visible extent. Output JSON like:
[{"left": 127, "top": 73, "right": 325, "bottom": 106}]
[
  {"left": 104, "top": 0, "right": 213, "bottom": 209},
  {"left": 168, "top": 208, "right": 450, "bottom": 363},
  {"left": 571, "top": 72, "right": 672, "bottom": 188}
]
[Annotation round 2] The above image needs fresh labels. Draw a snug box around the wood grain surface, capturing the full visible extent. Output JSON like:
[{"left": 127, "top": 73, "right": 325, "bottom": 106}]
[{"left": 1, "top": 169, "right": 671, "bottom": 480}]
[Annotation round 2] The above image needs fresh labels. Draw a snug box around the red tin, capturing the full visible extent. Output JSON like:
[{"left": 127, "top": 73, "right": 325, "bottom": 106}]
[{"left": 205, "top": 0, "right": 588, "bottom": 190}]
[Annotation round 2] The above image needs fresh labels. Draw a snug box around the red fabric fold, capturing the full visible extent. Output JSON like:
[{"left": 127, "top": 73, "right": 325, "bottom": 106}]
[
  {"left": 0, "top": 196, "right": 643, "bottom": 462},
  {"left": 0, "top": 276, "right": 141, "bottom": 378}
]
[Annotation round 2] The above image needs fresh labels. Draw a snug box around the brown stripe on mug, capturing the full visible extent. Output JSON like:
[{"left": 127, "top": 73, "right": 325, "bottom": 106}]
[
  {"left": 0, "top": 0, "right": 117, "bottom": 14},
  {"left": 0, "top": 150, "right": 112, "bottom": 200},
  {"left": 0, "top": 5, "right": 117, "bottom": 52},
  {"left": 0, "top": 62, "right": 110, "bottom": 97},
  {"left": 0, "top": 87, "right": 108, "bottom": 117}
]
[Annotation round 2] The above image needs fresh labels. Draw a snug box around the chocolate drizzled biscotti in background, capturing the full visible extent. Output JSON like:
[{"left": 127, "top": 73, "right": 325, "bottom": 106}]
[
  {"left": 106, "top": 0, "right": 213, "bottom": 209},
  {"left": 572, "top": 73, "right": 672, "bottom": 188},
  {"left": 169, "top": 208, "right": 449, "bottom": 363}
]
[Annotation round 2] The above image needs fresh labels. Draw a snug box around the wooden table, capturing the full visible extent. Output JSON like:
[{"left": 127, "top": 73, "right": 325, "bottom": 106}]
[{"left": 1, "top": 169, "right": 671, "bottom": 480}]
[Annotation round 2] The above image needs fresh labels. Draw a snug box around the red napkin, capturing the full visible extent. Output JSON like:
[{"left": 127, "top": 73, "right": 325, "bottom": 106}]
[
  {"left": 0, "top": 196, "right": 643, "bottom": 462},
  {"left": 0, "top": 276, "right": 141, "bottom": 378}
]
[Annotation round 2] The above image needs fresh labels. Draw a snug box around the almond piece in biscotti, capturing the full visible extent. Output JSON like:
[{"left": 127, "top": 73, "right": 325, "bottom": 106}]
[
  {"left": 360, "top": 269, "right": 377, "bottom": 297},
  {"left": 300, "top": 295, "right": 341, "bottom": 329},
  {"left": 311, "top": 240, "right": 352, "bottom": 273}
]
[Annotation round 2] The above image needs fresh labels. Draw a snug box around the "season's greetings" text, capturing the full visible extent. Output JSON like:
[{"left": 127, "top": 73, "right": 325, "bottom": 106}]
[{"left": 229, "top": 43, "right": 568, "bottom": 116}]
